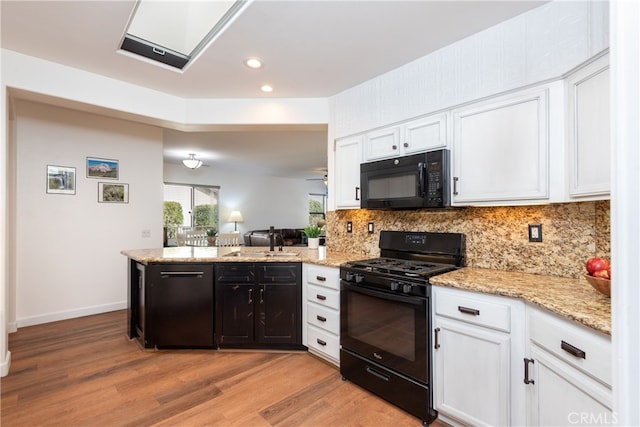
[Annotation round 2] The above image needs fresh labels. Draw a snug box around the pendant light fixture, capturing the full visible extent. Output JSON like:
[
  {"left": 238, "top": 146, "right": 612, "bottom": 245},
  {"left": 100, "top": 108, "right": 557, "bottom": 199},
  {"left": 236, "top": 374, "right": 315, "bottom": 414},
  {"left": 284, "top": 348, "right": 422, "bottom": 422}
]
[{"left": 182, "top": 153, "right": 203, "bottom": 169}]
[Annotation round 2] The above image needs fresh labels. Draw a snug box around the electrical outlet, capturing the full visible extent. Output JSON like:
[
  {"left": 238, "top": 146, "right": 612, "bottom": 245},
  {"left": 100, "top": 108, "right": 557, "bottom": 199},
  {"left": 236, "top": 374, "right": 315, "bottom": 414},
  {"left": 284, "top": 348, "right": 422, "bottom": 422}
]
[
  {"left": 368, "top": 222, "right": 374, "bottom": 234},
  {"left": 141, "top": 229, "right": 151, "bottom": 238},
  {"left": 528, "top": 224, "right": 542, "bottom": 242},
  {"left": 347, "top": 221, "right": 353, "bottom": 233}
]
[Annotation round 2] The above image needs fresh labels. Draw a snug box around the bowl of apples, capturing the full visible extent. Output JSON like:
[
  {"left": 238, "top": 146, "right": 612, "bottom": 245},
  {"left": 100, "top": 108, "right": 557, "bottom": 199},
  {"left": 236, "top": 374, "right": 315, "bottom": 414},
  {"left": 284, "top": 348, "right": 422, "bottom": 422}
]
[{"left": 584, "top": 257, "right": 611, "bottom": 297}]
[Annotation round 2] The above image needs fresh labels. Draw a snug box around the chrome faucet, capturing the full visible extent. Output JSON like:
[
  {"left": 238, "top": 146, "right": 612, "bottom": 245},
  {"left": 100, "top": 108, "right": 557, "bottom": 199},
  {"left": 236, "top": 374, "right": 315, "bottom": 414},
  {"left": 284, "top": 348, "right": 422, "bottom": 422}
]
[{"left": 269, "top": 226, "right": 275, "bottom": 252}]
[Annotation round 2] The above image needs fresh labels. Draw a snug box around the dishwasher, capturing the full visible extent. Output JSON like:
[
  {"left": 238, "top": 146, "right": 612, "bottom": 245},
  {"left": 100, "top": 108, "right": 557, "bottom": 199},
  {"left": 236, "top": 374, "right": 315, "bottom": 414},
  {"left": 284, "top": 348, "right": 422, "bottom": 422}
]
[{"left": 147, "top": 263, "right": 215, "bottom": 348}]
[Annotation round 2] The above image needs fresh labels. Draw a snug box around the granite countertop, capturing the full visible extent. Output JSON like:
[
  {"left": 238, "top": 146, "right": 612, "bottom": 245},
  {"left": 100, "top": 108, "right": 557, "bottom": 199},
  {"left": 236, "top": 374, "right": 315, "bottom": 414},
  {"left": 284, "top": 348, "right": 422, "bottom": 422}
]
[
  {"left": 121, "top": 246, "right": 359, "bottom": 268},
  {"left": 430, "top": 267, "right": 611, "bottom": 335},
  {"left": 122, "top": 248, "right": 611, "bottom": 335}
]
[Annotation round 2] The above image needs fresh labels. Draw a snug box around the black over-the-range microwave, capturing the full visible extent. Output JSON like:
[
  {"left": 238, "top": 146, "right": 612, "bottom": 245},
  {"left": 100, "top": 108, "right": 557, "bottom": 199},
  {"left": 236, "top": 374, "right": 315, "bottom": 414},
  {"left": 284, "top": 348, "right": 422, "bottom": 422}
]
[{"left": 360, "top": 149, "right": 450, "bottom": 209}]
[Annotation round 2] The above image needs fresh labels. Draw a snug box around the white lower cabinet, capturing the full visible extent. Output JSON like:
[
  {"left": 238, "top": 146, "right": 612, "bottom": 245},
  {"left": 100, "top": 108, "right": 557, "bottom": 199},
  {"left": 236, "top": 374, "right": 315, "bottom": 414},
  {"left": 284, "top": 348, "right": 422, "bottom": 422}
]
[
  {"left": 433, "top": 286, "right": 613, "bottom": 427},
  {"left": 302, "top": 264, "right": 340, "bottom": 366},
  {"left": 526, "top": 306, "right": 613, "bottom": 426},
  {"left": 433, "top": 287, "right": 526, "bottom": 426}
]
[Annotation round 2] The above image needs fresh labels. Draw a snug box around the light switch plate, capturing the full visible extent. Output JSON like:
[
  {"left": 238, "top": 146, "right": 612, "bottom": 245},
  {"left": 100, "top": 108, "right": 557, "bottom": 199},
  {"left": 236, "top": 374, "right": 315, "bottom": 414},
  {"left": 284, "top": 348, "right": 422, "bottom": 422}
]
[{"left": 368, "top": 222, "right": 374, "bottom": 234}]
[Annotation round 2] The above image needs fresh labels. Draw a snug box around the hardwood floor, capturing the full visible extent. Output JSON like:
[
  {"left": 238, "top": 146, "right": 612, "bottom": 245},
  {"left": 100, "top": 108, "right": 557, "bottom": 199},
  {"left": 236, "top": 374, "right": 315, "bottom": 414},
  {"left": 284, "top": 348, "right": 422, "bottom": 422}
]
[{"left": 1, "top": 310, "right": 439, "bottom": 426}]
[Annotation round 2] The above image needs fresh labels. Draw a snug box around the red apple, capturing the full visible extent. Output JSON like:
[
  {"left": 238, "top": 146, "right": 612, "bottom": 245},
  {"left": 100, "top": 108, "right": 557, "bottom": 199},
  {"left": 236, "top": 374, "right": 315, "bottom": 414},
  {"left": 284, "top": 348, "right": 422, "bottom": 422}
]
[
  {"left": 593, "top": 269, "right": 610, "bottom": 280},
  {"left": 586, "top": 257, "right": 610, "bottom": 275}
]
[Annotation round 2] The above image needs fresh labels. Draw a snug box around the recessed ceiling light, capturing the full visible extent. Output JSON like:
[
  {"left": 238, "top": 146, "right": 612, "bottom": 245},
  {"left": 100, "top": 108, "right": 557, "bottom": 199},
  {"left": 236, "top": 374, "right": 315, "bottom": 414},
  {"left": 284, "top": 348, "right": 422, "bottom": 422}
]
[
  {"left": 260, "top": 84, "right": 273, "bottom": 93},
  {"left": 244, "top": 58, "right": 263, "bottom": 69}
]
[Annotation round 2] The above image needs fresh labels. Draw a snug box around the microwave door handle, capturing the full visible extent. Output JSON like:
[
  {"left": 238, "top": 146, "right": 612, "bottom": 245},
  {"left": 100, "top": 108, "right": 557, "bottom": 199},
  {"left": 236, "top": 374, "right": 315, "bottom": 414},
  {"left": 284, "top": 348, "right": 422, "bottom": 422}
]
[{"left": 418, "top": 162, "right": 426, "bottom": 196}]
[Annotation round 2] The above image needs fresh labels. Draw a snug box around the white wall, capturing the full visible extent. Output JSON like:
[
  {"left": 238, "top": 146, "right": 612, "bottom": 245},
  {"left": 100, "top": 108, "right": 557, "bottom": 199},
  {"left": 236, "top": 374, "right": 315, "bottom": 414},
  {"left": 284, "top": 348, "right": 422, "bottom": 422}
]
[
  {"left": 12, "top": 100, "right": 163, "bottom": 327},
  {"left": 164, "top": 162, "right": 326, "bottom": 236},
  {"left": 331, "top": 0, "right": 610, "bottom": 138}
]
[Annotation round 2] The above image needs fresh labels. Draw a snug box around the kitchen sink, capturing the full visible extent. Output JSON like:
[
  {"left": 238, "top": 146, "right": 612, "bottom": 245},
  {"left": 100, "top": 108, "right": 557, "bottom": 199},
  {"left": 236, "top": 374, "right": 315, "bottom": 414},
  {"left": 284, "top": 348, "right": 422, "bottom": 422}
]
[{"left": 224, "top": 251, "right": 300, "bottom": 258}]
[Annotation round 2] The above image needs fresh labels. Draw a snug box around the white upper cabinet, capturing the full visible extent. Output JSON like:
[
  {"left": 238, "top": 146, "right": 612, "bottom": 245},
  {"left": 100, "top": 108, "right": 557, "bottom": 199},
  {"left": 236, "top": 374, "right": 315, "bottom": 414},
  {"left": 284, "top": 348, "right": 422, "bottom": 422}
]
[
  {"left": 363, "top": 126, "right": 401, "bottom": 161},
  {"left": 334, "top": 136, "right": 362, "bottom": 209},
  {"left": 566, "top": 54, "right": 610, "bottom": 199},
  {"left": 451, "top": 82, "right": 563, "bottom": 206},
  {"left": 363, "top": 113, "right": 448, "bottom": 162}
]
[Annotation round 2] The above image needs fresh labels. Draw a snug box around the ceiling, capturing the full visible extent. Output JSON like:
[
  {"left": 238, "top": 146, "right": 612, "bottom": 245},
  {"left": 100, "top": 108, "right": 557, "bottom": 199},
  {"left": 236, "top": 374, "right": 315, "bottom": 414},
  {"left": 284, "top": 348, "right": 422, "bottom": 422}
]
[{"left": 1, "top": 0, "right": 546, "bottom": 179}]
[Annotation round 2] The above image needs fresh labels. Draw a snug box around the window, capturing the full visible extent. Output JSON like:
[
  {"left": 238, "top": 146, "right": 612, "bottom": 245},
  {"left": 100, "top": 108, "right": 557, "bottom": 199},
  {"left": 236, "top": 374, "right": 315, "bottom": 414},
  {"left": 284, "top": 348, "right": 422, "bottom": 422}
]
[
  {"left": 309, "top": 193, "right": 326, "bottom": 225},
  {"left": 163, "top": 183, "right": 219, "bottom": 245}
]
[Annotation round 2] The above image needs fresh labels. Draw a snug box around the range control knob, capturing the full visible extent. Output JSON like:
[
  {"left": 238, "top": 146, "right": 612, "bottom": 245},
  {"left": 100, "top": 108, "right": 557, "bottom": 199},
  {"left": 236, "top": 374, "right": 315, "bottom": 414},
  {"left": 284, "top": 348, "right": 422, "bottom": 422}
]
[
  {"left": 402, "top": 283, "right": 413, "bottom": 294},
  {"left": 345, "top": 272, "right": 354, "bottom": 282},
  {"left": 390, "top": 281, "right": 400, "bottom": 291},
  {"left": 355, "top": 274, "right": 365, "bottom": 284}
]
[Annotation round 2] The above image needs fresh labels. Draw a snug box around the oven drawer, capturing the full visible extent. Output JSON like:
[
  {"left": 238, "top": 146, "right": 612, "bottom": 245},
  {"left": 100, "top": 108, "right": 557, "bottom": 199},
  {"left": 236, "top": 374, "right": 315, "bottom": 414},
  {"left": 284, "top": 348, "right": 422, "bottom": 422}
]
[
  {"left": 529, "top": 306, "right": 611, "bottom": 386},
  {"left": 340, "top": 349, "right": 433, "bottom": 423},
  {"left": 306, "top": 265, "right": 340, "bottom": 290},
  {"left": 434, "top": 287, "right": 511, "bottom": 332},
  {"left": 307, "top": 284, "right": 340, "bottom": 310},
  {"left": 307, "top": 325, "right": 339, "bottom": 361},
  {"left": 307, "top": 303, "right": 339, "bottom": 334}
]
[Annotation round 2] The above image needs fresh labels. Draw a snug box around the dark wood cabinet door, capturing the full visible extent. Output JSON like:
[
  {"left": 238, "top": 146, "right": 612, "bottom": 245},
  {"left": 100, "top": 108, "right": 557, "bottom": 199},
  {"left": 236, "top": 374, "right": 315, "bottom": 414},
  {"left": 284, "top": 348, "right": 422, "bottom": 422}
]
[
  {"left": 256, "top": 282, "right": 300, "bottom": 344},
  {"left": 216, "top": 283, "right": 255, "bottom": 346}
]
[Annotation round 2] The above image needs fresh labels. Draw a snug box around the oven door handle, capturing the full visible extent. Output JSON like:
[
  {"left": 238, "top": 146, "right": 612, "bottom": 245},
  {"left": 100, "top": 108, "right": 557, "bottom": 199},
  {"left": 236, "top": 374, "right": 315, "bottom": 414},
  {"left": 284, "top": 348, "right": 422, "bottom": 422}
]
[{"left": 342, "top": 282, "right": 426, "bottom": 306}]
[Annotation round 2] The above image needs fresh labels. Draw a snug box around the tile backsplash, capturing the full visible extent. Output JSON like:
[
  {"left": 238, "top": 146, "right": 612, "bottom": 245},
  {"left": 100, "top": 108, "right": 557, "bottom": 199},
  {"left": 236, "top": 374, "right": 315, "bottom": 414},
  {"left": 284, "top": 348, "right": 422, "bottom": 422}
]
[{"left": 326, "top": 201, "right": 610, "bottom": 279}]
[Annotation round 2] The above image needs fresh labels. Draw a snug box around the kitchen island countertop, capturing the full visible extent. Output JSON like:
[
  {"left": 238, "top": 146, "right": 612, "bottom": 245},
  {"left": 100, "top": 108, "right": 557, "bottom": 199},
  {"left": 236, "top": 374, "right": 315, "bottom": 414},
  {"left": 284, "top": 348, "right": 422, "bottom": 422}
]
[
  {"left": 430, "top": 267, "right": 611, "bottom": 335},
  {"left": 121, "top": 246, "right": 361, "bottom": 268}
]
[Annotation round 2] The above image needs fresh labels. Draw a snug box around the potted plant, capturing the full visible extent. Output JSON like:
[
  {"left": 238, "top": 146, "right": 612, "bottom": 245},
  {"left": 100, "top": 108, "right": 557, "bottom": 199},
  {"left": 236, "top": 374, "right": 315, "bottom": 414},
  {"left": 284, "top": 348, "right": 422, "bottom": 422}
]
[
  {"left": 303, "top": 224, "right": 322, "bottom": 249},
  {"left": 206, "top": 228, "right": 217, "bottom": 246}
]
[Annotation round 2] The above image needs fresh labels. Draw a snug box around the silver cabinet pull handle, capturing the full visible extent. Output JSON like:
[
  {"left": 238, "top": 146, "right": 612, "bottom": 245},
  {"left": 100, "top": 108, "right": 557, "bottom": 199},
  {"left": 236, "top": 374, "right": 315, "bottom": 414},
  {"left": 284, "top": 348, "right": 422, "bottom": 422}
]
[
  {"left": 453, "top": 177, "right": 459, "bottom": 195},
  {"left": 434, "top": 327, "right": 441, "bottom": 349}
]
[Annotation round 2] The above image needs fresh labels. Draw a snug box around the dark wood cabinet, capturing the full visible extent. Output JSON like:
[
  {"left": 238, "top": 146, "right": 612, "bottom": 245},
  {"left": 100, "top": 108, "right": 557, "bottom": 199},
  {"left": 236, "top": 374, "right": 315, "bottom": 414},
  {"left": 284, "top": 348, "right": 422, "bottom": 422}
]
[{"left": 216, "top": 262, "right": 303, "bottom": 349}]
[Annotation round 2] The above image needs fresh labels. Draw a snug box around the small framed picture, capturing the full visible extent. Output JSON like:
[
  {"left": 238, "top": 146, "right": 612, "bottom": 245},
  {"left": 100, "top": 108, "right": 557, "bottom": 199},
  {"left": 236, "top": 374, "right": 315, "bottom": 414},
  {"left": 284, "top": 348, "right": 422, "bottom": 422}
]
[
  {"left": 87, "top": 157, "right": 119, "bottom": 179},
  {"left": 98, "top": 182, "right": 129, "bottom": 203},
  {"left": 46, "top": 165, "right": 76, "bottom": 195}
]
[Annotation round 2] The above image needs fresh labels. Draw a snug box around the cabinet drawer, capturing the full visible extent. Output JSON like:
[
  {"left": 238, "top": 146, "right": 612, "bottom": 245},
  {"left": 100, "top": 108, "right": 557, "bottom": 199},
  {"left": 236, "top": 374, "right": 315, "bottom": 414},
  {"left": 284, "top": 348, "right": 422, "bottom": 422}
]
[
  {"left": 307, "top": 325, "right": 340, "bottom": 361},
  {"left": 307, "top": 284, "right": 340, "bottom": 310},
  {"left": 306, "top": 265, "right": 339, "bottom": 290},
  {"left": 434, "top": 287, "right": 511, "bottom": 332},
  {"left": 307, "top": 303, "right": 339, "bottom": 334},
  {"left": 529, "top": 307, "right": 611, "bottom": 386}
]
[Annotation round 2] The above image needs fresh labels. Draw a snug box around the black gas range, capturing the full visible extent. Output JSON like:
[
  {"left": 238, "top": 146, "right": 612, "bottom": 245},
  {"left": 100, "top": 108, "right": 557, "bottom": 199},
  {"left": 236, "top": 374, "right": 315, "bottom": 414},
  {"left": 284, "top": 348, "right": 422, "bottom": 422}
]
[{"left": 340, "top": 230, "right": 465, "bottom": 425}]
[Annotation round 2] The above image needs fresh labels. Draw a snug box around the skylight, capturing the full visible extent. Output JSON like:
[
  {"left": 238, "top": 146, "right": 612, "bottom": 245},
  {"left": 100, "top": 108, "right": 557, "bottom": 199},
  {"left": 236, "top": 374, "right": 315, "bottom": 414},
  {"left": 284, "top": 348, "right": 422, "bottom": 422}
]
[{"left": 121, "top": 0, "right": 249, "bottom": 70}]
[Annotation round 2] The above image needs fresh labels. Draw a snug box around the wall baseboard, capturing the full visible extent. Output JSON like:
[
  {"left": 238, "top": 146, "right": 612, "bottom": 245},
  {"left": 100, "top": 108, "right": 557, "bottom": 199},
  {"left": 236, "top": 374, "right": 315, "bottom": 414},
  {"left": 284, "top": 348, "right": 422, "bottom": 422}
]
[
  {"left": 16, "top": 301, "right": 127, "bottom": 328},
  {"left": 7, "top": 322, "right": 17, "bottom": 333},
  {"left": 1, "top": 350, "right": 11, "bottom": 377}
]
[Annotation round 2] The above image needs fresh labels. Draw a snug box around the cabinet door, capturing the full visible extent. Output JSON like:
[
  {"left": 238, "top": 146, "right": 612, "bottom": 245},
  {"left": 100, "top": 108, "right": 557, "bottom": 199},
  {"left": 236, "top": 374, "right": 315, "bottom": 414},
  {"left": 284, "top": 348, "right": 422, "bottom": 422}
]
[
  {"left": 567, "top": 55, "right": 610, "bottom": 198},
  {"left": 434, "top": 316, "right": 511, "bottom": 426},
  {"left": 256, "top": 263, "right": 302, "bottom": 345},
  {"left": 403, "top": 113, "right": 447, "bottom": 154},
  {"left": 451, "top": 86, "right": 549, "bottom": 204},
  {"left": 335, "top": 136, "right": 362, "bottom": 209},
  {"left": 257, "top": 282, "right": 300, "bottom": 344},
  {"left": 216, "top": 283, "right": 254, "bottom": 345},
  {"left": 363, "top": 126, "right": 401, "bottom": 161},
  {"left": 528, "top": 344, "right": 613, "bottom": 426}
]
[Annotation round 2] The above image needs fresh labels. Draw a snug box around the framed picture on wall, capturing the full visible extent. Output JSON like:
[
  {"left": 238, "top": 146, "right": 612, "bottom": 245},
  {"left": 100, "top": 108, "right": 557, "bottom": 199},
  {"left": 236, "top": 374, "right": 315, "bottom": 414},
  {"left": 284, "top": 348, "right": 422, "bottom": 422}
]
[
  {"left": 87, "top": 157, "right": 119, "bottom": 179},
  {"left": 98, "top": 182, "right": 129, "bottom": 203},
  {"left": 46, "top": 165, "right": 76, "bottom": 195}
]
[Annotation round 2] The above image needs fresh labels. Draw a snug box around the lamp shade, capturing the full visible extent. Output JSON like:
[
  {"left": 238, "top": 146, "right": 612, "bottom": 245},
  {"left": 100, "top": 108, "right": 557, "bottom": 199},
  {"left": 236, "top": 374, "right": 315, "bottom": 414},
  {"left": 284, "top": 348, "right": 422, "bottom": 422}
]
[
  {"left": 228, "top": 211, "right": 244, "bottom": 223},
  {"left": 182, "top": 154, "right": 203, "bottom": 169}
]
